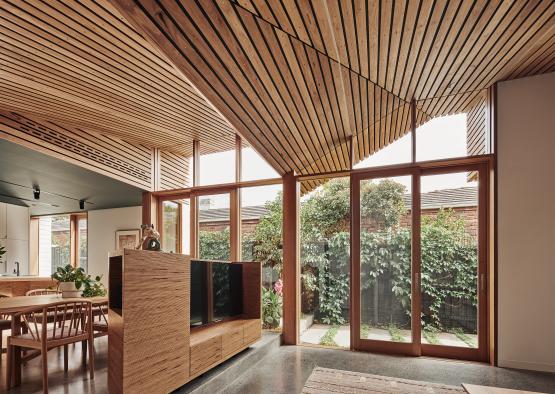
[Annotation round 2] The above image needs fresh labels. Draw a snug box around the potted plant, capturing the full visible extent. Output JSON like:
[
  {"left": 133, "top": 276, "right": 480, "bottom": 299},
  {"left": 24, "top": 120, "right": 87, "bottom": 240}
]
[
  {"left": 0, "top": 246, "right": 6, "bottom": 263},
  {"left": 51, "top": 264, "right": 86, "bottom": 298},
  {"left": 52, "top": 264, "right": 107, "bottom": 298}
]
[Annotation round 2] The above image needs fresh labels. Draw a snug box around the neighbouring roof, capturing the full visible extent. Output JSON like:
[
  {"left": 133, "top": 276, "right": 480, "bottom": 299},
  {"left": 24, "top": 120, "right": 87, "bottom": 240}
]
[
  {"left": 200, "top": 205, "right": 270, "bottom": 223},
  {"left": 199, "top": 186, "right": 478, "bottom": 223},
  {"left": 404, "top": 186, "right": 478, "bottom": 211}
]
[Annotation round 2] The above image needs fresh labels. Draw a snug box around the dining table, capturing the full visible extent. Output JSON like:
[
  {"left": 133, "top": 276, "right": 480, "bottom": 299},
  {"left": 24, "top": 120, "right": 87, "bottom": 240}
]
[{"left": 0, "top": 294, "right": 108, "bottom": 388}]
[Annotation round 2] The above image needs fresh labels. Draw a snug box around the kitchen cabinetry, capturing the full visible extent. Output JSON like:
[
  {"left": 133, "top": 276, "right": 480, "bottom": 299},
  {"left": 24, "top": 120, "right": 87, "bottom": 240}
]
[
  {"left": 6, "top": 204, "right": 29, "bottom": 240},
  {"left": 0, "top": 203, "right": 6, "bottom": 239},
  {"left": 0, "top": 203, "right": 30, "bottom": 273}
]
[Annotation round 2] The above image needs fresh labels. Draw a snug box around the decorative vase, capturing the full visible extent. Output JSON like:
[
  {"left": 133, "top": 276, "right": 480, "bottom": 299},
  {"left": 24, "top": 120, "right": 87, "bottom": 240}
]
[{"left": 59, "top": 281, "right": 81, "bottom": 298}]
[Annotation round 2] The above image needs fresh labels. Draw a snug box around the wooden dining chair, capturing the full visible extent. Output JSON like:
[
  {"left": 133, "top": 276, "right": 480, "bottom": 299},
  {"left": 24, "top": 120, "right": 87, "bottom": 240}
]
[
  {"left": 6, "top": 300, "right": 95, "bottom": 393},
  {"left": 25, "top": 289, "right": 61, "bottom": 296},
  {"left": 92, "top": 301, "right": 108, "bottom": 338},
  {"left": 23, "top": 289, "right": 62, "bottom": 332}
]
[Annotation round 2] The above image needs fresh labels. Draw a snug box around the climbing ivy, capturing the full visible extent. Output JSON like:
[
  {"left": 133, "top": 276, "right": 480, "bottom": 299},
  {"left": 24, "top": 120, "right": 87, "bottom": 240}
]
[{"left": 201, "top": 178, "right": 477, "bottom": 331}]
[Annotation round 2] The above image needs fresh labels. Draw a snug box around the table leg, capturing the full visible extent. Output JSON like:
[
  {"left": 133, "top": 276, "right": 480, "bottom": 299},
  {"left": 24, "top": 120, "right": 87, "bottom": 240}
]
[
  {"left": 81, "top": 313, "right": 87, "bottom": 369},
  {"left": 10, "top": 315, "right": 21, "bottom": 387},
  {"left": 82, "top": 340, "right": 87, "bottom": 369}
]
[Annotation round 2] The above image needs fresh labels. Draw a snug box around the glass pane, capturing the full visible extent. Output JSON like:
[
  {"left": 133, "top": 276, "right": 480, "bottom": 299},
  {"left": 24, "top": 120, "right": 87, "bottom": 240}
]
[
  {"left": 181, "top": 199, "right": 191, "bottom": 255},
  {"left": 200, "top": 149, "right": 235, "bottom": 185},
  {"left": 78, "top": 217, "right": 87, "bottom": 272},
  {"left": 360, "top": 176, "right": 412, "bottom": 342},
  {"left": 241, "top": 147, "right": 279, "bottom": 181},
  {"left": 162, "top": 201, "right": 179, "bottom": 253},
  {"left": 300, "top": 178, "right": 350, "bottom": 348},
  {"left": 420, "top": 173, "right": 479, "bottom": 348},
  {"left": 416, "top": 91, "right": 490, "bottom": 162},
  {"left": 241, "top": 184, "right": 283, "bottom": 331},
  {"left": 39, "top": 215, "right": 70, "bottom": 275},
  {"left": 354, "top": 131, "right": 412, "bottom": 169},
  {"left": 199, "top": 194, "right": 230, "bottom": 260}
]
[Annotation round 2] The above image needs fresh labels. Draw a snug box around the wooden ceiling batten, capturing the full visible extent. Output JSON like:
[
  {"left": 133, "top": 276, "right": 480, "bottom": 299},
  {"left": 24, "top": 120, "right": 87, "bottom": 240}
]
[
  {"left": 424, "top": 0, "right": 555, "bottom": 118},
  {"left": 2, "top": 0, "right": 553, "bottom": 192},
  {"left": 229, "top": 0, "right": 554, "bottom": 107},
  {"left": 258, "top": 24, "right": 329, "bottom": 172},
  {"left": 1, "top": 0, "right": 240, "bottom": 159},
  {"left": 235, "top": 6, "right": 327, "bottom": 172},
  {"left": 141, "top": 0, "right": 290, "bottom": 173}
]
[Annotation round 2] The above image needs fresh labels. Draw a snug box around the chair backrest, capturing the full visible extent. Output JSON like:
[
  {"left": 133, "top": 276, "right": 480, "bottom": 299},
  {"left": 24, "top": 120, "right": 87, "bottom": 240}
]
[
  {"left": 93, "top": 301, "right": 108, "bottom": 333},
  {"left": 95, "top": 301, "right": 108, "bottom": 324},
  {"left": 0, "top": 294, "right": 10, "bottom": 320},
  {"left": 26, "top": 288, "right": 61, "bottom": 296},
  {"left": 17, "top": 301, "right": 92, "bottom": 343}
]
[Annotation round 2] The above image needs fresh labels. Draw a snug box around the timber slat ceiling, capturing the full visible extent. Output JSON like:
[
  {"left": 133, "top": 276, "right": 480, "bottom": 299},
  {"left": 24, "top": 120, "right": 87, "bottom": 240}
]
[
  {"left": 0, "top": 0, "right": 238, "bottom": 156},
  {"left": 2, "top": 0, "right": 554, "bottom": 190},
  {"left": 112, "top": 0, "right": 554, "bottom": 184}
]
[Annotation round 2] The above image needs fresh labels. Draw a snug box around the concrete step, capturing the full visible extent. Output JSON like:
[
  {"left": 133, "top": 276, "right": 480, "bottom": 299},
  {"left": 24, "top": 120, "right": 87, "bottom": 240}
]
[{"left": 176, "top": 332, "right": 281, "bottom": 394}]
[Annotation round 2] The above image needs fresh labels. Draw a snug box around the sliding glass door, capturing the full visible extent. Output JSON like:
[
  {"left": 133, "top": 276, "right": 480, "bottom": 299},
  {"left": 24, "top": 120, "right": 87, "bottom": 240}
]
[
  {"left": 418, "top": 165, "right": 488, "bottom": 361},
  {"left": 351, "top": 169, "right": 420, "bottom": 355},
  {"left": 351, "top": 163, "right": 488, "bottom": 361}
]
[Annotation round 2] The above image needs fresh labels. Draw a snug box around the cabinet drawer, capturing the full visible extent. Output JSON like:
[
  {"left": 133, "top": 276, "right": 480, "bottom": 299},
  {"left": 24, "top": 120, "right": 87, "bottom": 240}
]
[
  {"left": 190, "top": 336, "right": 221, "bottom": 375},
  {"left": 243, "top": 319, "right": 261, "bottom": 344},
  {"left": 222, "top": 326, "right": 243, "bottom": 357}
]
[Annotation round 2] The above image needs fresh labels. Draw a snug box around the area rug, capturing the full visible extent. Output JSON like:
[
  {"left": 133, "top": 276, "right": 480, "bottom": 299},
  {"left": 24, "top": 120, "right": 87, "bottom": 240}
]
[{"left": 302, "top": 367, "right": 464, "bottom": 393}]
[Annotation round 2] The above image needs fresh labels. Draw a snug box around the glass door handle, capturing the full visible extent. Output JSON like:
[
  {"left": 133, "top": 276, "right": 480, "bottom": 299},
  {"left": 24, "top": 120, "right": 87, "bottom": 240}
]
[{"left": 480, "top": 273, "right": 486, "bottom": 292}]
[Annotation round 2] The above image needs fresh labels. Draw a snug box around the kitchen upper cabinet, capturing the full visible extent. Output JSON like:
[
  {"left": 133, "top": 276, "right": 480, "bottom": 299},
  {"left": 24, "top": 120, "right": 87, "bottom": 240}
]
[
  {"left": 0, "top": 203, "right": 6, "bottom": 239},
  {"left": 6, "top": 204, "right": 29, "bottom": 241}
]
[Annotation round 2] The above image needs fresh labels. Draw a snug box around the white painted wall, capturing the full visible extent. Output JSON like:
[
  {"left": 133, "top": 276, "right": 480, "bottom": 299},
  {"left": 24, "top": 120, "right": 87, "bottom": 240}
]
[
  {"left": 38, "top": 217, "right": 52, "bottom": 277},
  {"left": 497, "top": 72, "right": 555, "bottom": 373},
  {"left": 87, "top": 206, "right": 142, "bottom": 285}
]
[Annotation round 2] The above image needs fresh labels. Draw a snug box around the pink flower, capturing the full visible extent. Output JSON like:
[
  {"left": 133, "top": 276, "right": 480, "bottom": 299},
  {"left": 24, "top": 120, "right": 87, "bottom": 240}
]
[{"left": 274, "top": 279, "right": 283, "bottom": 296}]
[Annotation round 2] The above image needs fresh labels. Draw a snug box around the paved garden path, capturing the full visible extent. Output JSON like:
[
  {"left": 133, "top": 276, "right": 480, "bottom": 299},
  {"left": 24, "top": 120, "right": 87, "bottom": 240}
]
[{"left": 301, "top": 324, "right": 477, "bottom": 349}]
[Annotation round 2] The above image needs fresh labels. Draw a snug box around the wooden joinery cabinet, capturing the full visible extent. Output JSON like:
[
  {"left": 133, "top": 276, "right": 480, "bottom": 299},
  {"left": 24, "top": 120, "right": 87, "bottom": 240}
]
[{"left": 108, "top": 251, "right": 261, "bottom": 394}]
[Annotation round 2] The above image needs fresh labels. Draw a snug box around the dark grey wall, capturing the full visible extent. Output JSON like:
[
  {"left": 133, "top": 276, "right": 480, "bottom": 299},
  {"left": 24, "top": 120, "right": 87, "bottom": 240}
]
[{"left": 0, "top": 139, "right": 144, "bottom": 215}]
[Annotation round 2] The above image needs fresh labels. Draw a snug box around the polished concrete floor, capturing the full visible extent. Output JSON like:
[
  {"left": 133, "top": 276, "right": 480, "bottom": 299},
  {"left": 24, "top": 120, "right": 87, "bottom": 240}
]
[
  {"left": 225, "top": 346, "right": 555, "bottom": 394},
  {"left": 0, "top": 337, "right": 554, "bottom": 393}
]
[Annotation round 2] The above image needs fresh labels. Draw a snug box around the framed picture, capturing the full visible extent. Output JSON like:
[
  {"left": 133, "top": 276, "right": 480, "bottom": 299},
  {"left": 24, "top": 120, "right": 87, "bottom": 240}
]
[{"left": 115, "top": 229, "right": 141, "bottom": 251}]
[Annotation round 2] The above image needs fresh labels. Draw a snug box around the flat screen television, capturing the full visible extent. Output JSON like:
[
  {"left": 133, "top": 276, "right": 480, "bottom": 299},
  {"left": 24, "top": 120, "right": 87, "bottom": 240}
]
[{"left": 190, "top": 260, "right": 243, "bottom": 328}]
